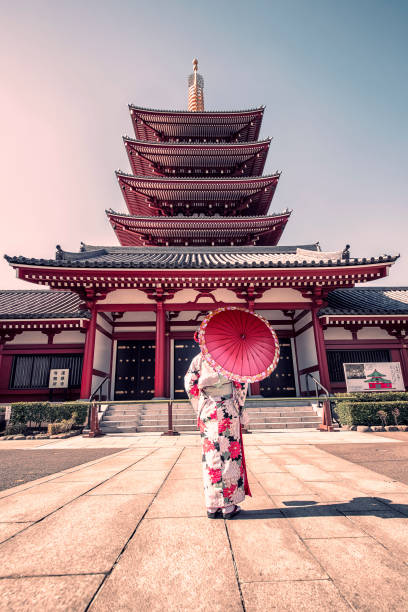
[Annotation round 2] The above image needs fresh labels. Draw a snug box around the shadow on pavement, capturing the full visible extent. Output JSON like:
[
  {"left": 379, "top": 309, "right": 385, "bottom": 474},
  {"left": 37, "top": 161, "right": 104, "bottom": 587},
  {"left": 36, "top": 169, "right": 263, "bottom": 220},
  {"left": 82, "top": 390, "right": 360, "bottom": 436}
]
[{"left": 235, "top": 497, "right": 408, "bottom": 519}]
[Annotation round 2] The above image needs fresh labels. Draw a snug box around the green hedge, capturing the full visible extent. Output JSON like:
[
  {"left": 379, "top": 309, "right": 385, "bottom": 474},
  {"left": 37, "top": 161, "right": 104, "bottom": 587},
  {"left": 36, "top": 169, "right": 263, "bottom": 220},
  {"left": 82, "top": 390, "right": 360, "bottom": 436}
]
[
  {"left": 336, "top": 400, "right": 408, "bottom": 426},
  {"left": 335, "top": 392, "right": 408, "bottom": 402},
  {"left": 10, "top": 402, "right": 89, "bottom": 428}
]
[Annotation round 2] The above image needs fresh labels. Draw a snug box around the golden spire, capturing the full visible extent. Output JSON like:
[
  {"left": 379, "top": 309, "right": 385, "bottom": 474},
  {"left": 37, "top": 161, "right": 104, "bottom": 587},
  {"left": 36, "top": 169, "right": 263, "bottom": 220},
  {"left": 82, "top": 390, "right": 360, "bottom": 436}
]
[{"left": 188, "top": 58, "right": 204, "bottom": 112}]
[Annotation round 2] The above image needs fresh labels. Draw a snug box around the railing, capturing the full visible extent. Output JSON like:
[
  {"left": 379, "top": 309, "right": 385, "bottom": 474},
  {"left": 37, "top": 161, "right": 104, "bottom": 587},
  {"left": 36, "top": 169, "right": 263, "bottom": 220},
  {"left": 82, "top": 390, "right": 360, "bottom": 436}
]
[
  {"left": 305, "top": 373, "right": 340, "bottom": 431},
  {"left": 89, "top": 376, "right": 110, "bottom": 402}
]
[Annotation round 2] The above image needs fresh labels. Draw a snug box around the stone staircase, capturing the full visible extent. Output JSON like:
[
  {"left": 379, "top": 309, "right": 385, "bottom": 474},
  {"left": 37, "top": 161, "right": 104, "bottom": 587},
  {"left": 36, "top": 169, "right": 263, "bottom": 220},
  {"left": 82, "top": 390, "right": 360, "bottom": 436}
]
[{"left": 100, "top": 399, "right": 321, "bottom": 433}]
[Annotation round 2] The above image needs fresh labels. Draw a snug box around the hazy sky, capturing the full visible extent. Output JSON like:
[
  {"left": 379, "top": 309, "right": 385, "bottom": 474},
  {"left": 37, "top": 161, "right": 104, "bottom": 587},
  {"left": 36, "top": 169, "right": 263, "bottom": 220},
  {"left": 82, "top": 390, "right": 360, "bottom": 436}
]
[{"left": 1, "top": 0, "right": 407, "bottom": 289}]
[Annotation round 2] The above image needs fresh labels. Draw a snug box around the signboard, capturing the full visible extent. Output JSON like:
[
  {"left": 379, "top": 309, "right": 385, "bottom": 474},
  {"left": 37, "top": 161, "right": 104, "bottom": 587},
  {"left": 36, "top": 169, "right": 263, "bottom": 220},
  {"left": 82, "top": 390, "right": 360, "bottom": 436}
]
[
  {"left": 5, "top": 406, "right": 11, "bottom": 422},
  {"left": 49, "top": 369, "right": 69, "bottom": 389},
  {"left": 343, "top": 362, "right": 404, "bottom": 393}
]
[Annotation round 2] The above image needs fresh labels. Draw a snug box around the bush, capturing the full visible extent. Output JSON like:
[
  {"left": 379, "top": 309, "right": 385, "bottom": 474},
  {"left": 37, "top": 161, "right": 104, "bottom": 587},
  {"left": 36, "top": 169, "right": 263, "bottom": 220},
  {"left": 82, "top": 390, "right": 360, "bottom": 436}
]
[
  {"left": 47, "top": 412, "right": 77, "bottom": 435},
  {"left": 336, "top": 401, "right": 408, "bottom": 426},
  {"left": 10, "top": 402, "right": 89, "bottom": 429},
  {"left": 5, "top": 422, "right": 27, "bottom": 436},
  {"left": 335, "top": 392, "right": 408, "bottom": 403}
]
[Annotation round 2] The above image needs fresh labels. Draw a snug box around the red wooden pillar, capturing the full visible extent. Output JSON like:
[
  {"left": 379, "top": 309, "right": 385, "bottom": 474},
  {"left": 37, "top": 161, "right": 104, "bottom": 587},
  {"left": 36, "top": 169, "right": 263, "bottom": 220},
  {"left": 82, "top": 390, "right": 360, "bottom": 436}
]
[
  {"left": 154, "top": 301, "right": 166, "bottom": 398},
  {"left": 80, "top": 305, "right": 97, "bottom": 399},
  {"left": 399, "top": 343, "right": 408, "bottom": 389},
  {"left": 311, "top": 306, "right": 331, "bottom": 391}
]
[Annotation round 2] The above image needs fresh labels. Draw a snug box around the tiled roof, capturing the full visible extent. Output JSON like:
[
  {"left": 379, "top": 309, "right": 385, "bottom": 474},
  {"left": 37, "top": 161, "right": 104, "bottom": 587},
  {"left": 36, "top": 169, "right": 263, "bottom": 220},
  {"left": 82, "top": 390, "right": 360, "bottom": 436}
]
[
  {"left": 4, "top": 244, "right": 397, "bottom": 270},
  {"left": 320, "top": 287, "right": 408, "bottom": 316},
  {"left": 0, "top": 290, "right": 90, "bottom": 320}
]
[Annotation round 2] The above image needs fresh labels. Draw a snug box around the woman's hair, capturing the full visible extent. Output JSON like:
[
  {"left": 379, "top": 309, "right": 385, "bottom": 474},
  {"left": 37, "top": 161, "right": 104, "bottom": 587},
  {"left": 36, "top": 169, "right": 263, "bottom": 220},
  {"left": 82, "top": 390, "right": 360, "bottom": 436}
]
[{"left": 194, "top": 330, "right": 200, "bottom": 343}]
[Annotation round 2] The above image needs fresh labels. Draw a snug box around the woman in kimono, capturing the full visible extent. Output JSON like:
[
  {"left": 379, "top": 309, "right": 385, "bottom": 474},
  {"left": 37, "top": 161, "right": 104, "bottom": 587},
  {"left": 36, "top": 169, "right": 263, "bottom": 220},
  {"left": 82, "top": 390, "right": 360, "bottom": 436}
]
[{"left": 184, "top": 336, "right": 251, "bottom": 519}]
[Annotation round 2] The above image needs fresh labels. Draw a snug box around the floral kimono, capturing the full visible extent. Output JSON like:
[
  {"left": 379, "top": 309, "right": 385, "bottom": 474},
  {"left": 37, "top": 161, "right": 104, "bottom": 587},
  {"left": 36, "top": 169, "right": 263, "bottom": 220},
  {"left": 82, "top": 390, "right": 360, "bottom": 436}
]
[{"left": 184, "top": 353, "right": 251, "bottom": 509}]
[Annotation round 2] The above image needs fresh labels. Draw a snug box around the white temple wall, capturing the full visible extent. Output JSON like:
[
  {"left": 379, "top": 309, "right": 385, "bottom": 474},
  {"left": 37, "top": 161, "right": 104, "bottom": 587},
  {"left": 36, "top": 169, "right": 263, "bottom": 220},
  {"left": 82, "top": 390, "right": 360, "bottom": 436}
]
[
  {"left": 358, "top": 327, "right": 393, "bottom": 339},
  {"left": 323, "top": 328, "right": 353, "bottom": 340},
  {"left": 53, "top": 331, "right": 85, "bottom": 344},
  {"left": 259, "top": 288, "right": 310, "bottom": 303},
  {"left": 101, "top": 289, "right": 152, "bottom": 304},
  {"left": 92, "top": 315, "right": 113, "bottom": 396},
  {"left": 6, "top": 331, "right": 47, "bottom": 345}
]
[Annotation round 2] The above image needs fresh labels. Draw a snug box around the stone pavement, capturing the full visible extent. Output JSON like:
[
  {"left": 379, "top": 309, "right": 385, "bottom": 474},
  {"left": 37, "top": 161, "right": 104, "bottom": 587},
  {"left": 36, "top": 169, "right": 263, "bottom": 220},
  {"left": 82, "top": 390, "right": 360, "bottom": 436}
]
[{"left": 0, "top": 430, "right": 407, "bottom": 611}]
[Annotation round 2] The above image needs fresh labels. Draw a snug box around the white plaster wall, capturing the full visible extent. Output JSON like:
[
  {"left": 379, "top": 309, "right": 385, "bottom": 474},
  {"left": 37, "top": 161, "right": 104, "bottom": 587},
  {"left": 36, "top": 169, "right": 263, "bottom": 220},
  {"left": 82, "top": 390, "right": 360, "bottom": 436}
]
[
  {"left": 116, "top": 311, "right": 156, "bottom": 323},
  {"left": 256, "top": 310, "right": 290, "bottom": 321},
  {"left": 117, "top": 326, "right": 155, "bottom": 332},
  {"left": 299, "top": 370, "right": 320, "bottom": 393},
  {"left": 295, "top": 326, "right": 318, "bottom": 371},
  {"left": 211, "top": 289, "right": 244, "bottom": 303},
  {"left": 102, "top": 289, "right": 152, "bottom": 304},
  {"left": 91, "top": 374, "right": 109, "bottom": 397},
  {"left": 52, "top": 331, "right": 85, "bottom": 344},
  {"left": 170, "top": 326, "right": 196, "bottom": 332},
  {"left": 323, "top": 327, "right": 353, "bottom": 340},
  {"left": 259, "top": 288, "right": 310, "bottom": 303},
  {"left": 97, "top": 315, "right": 113, "bottom": 333},
  {"left": 358, "top": 327, "right": 393, "bottom": 339},
  {"left": 294, "top": 311, "right": 312, "bottom": 333},
  {"left": 166, "top": 289, "right": 200, "bottom": 303},
  {"left": 6, "top": 331, "right": 48, "bottom": 345},
  {"left": 93, "top": 328, "right": 112, "bottom": 376}
]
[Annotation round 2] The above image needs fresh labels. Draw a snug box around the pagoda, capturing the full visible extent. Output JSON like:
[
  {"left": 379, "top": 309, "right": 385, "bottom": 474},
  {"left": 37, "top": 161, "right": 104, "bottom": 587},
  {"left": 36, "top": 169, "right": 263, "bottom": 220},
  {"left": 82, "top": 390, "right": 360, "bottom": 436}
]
[
  {"left": 1, "top": 59, "right": 404, "bottom": 407},
  {"left": 107, "top": 60, "right": 288, "bottom": 249}
]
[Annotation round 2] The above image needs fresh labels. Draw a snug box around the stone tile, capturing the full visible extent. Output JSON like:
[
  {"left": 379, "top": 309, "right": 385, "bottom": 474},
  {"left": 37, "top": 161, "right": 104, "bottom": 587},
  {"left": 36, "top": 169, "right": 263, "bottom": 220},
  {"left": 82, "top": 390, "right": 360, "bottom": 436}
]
[
  {"left": 306, "top": 481, "right": 366, "bottom": 502},
  {"left": 256, "top": 473, "right": 314, "bottom": 495},
  {"left": 307, "top": 536, "right": 408, "bottom": 610},
  {"left": 284, "top": 464, "right": 339, "bottom": 481},
  {"left": 90, "top": 517, "right": 241, "bottom": 612},
  {"left": 167, "top": 464, "right": 202, "bottom": 479},
  {"left": 246, "top": 459, "right": 287, "bottom": 473},
  {"left": 127, "top": 459, "right": 176, "bottom": 471},
  {"left": 241, "top": 580, "right": 351, "bottom": 611},
  {"left": 341, "top": 475, "right": 408, "bottom": 495},
  {"left": 0, "top": 522, "right": 32, "bottom": 543},
  {"left": 310, "top": 457, "right": 366, "bottom": 472},
  {"left": 227, "top": 517, "right": 327, "bottom": 582},
  {"left": 345, "top": 510, "right": 408, "bottom": 560},
  {"left": 0, "top": 574, "right": 103, "bottom": 611},
  {"left": 146, "top": 477, "right": 206, "bottom": 518},
  {"left": 282, "top": 506, "right": 364, "bottom": 539},
  {"left": 380, "top": 493, "right": 408, "bottom": 516},
  {"left": 0, "top": 482, "right": 93, "bottom": 522},
  {"left": 88, "top": 470, "right": 168, "bottom": 495},
  {"left": 266, "top": 454, "right": 305, "bottom": 465},
  {"left": 270, "top": 494, "right": 324, "bottom": 509},
  {"left": 0, "top": 494, "right": 153, "bottom": 576}
]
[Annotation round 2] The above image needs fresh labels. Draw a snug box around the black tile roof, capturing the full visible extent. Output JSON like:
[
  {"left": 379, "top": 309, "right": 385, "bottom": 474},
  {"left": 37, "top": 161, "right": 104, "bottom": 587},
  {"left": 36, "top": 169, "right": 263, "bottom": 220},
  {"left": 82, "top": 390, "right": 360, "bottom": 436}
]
[
  {"left": 4, "top": 244, "right": 397, "bottom": 270},
  {"left": 320, "top": 287, "right": 408, "bottom": 316},
  {"left": 0, "top": 290, "right": 90, "bottom": 320}
]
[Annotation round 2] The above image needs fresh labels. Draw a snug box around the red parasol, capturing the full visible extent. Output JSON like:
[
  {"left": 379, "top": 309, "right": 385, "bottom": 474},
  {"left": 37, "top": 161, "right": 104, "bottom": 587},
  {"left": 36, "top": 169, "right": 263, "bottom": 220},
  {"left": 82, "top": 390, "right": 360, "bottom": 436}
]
[{"left": 198, "top": 306, "right": 280, "bottom": 383}]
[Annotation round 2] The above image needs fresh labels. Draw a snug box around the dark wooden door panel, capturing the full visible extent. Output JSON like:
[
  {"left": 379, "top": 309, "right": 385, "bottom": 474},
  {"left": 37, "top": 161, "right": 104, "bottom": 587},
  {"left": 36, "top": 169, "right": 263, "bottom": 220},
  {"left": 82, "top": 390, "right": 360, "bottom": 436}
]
[
  {"left": 174, "top": 340, "right": 200, "bottom": 399},
  {"left": 114, "top": 341, "right": 155, "bottom": 400},
  {"left": 259, "top": 339, "right": 296, "bottom": 398}
]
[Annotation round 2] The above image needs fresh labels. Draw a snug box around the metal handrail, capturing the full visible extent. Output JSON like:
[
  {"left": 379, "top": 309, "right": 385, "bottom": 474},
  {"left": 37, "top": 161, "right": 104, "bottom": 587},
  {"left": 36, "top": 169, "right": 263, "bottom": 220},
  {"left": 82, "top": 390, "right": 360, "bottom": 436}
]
[
  {"left": 89, "top": 376, "right": 110, "bottom": 402},
  {"left": 305, "top": 373, "right": 341, "bottom": 427}
]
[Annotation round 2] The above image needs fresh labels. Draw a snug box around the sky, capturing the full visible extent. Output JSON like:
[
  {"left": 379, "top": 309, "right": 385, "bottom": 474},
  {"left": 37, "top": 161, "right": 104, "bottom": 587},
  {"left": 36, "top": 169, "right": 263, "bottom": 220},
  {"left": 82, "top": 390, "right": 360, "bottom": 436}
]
[{"left": 0, "top": 0, "right": 407, "bottom": 289}]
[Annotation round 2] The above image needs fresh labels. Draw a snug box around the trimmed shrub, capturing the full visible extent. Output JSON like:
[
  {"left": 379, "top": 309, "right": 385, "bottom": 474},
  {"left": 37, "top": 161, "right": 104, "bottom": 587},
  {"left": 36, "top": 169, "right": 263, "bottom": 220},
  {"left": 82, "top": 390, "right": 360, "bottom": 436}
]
[
  {"left": 336, "top": 401, "right": 408, "bottom": 426},
  {"left": 47, "top": 412, "right": 77, "bottom": 435},
  {"left": 5, "top": 422, "right": 27, "bottom": 436},
  {"left": 335, "top": 392, "right": 408, "bottom": 403},
  {"left": 10, "top": 402, "right": 89, "bottom": 428}
]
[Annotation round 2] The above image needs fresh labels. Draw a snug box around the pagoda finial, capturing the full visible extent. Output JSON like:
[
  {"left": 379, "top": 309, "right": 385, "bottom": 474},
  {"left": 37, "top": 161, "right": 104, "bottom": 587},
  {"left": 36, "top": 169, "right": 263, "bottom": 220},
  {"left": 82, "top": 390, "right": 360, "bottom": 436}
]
[{"left": 188, "top": 58, "right": 204, "bottom": 112}]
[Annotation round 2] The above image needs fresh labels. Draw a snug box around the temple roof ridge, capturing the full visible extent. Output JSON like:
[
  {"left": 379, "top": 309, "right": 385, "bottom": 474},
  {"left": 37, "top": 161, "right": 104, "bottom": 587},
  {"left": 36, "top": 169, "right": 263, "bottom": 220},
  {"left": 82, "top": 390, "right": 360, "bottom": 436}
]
[
  {"left": 129, "top": 104, "right": 265, "bottom": 115},
  {"left": 106, "top": 208, "right": 291, "bottom": 220},
  {"left": 122, "top": 135, "right": 272, "bottom": 147},
  {"left": 115, "top": 170, "right": 281, "bottom": 182}
]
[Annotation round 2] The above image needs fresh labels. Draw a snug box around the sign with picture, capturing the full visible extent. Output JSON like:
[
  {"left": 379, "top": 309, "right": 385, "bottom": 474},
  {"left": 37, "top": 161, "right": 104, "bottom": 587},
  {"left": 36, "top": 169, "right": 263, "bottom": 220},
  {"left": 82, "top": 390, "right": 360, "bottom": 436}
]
[
  {"left": 49, "top": 368, "right": 69, "bottom": 389},
  {"left": 343, "top": 362, "right": 404, "bottom": 393}
]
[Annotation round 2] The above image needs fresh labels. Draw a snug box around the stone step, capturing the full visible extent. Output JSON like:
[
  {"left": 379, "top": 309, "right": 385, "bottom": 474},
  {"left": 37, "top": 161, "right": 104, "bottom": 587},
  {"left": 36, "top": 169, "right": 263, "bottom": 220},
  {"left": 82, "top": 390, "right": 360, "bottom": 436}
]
[
  {"left": 247, "top": 415, "right": 320, "bottom": 423},
  {"left": 245, "top": 406, "right": 315, "bottom": 413},
  {"left": 244, "top": 410, "right": 317, "bottom": 418},
  {"left": 103, "top": 415, "right": 141, "bottom": 421},
  {"left": 101, "top": 420, "right": 139, "bottom": 427},
  {"left": 248, "top": 421, "right": 320, "bottom": 430},
  {"left": 136, "top": 424, "right": 196, "bottom": 433},
  {"left": 100, "top": 425, "right": 138, "bottom": 433}
]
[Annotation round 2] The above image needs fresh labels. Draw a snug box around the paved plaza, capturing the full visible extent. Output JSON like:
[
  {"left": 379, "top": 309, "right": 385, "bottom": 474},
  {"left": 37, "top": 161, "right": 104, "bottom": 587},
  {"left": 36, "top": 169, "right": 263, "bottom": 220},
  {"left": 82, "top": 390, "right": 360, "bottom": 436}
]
[{"left": 0, "top": 430, "right": 408, "bottom": 611}]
